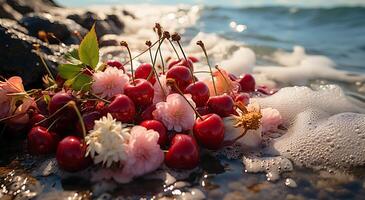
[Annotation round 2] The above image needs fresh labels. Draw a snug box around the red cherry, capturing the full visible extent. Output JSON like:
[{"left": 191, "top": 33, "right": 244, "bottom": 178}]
[
  {"left": 166, "top": 66, "right": 193, "bottom": 92},
  {"left": 30, "top": 113, "right": 46, "bottom": 126},
  {"left": 168, "top": 58, "right": 194, "bottom": 71},
  {"left": 95, "top": 101, "right": 108, "bottom": 116},
  {"left": 48, "top": 92, "right": 74, "bottom": 114},
  {"left": 107, "top": 60, "right": 124, "bottom": 71},
  {"left": 196, "top": 106, "right": 211, "bottom": 116},
  {"left": 188, "top": 56, "right": 199, "bottom": 63},
  {"left": 36, "top": 96, "right": 49, "bottom": 115},
  {"left": 184, "top": 81, "right": 210, "bottom": 107},
  {"left": 235, "top": 93, "right": 250, "bottom": 106},
  {"left": 135, "top": 63, "right": 156, "bottom": 85},
  {"left": 140, "top": 120, "right": 168, "bottom": 146},
  {"left": 48, "top": 91, "right": 77, "bottom": 134},
  {"left": 124, "top": 79, "right": 154, "bottom": 109},
  {"left": 193, "top": 114, "right": 225, "bottom": 150},
  {"left": 108, "top": 94, "right": 136, "bottom": 123},
  {"left": 238, "top": 74, "right": 255, "bottom": 93},
  {"left": 141, "top": 104, "right": 156, "bottom": 121},
  {"left": 27, "top": 126, "right": 57, "bottom": 155},
  {"left": 165, "top": 134, "right": 199, "bottom": 170},
  {"left": 56, "top": 136, "right": 90, "bottom": 172},
  {"left": 207, "top": 94, "right": 235, "bottom": 117},
  {"left": 76, "top": 111, "right": 102, "bottom": 134}
]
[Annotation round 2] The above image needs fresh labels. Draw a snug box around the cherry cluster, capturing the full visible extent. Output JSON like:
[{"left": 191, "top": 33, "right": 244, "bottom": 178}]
[{"left": 12, "top": 25, "right": 261, "bottom": 173}]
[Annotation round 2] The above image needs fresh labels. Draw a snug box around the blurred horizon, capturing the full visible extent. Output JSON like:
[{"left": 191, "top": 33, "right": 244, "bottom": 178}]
[{"left": 56, "top": 0, "right": 365, "bottom": 8}]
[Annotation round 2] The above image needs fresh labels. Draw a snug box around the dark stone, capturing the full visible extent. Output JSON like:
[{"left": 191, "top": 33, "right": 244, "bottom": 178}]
[
  {"left": 106, "top": 14, "right": 125, "bottom": 30},
  {"left": 0, "top": 0, "right": 22, "bottom": 20},
  {"left": 122, "top": 9, "right": 137, "bottom": 19},
  {"left": 20, "top": 13, "right": 71, "bottom": 42},
  {"left": 99, "top": 34, "right": 119, "bottom": 47},
  {"left": 67, "top": 11, "right": 100, "bottom": 31},
  {"left": 19, "top": 13, "right": 85, "bottom": 44},
  {"left": 5, "top": 0, "right": 59, "bottom": 15},
  {"left": 67, "top": 11, "right": 124, "bottom": 38},
  {"left": 0, "top": 19, "right": 67, "bottom": 89}
]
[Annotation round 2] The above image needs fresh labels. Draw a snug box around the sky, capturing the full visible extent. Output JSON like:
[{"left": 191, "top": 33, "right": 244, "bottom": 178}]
[{"left": 56, "top": 0, "right": 365, "bottom": 7}]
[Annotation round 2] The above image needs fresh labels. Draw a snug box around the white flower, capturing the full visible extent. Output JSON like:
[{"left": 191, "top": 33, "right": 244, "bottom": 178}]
[{"left": 85, "top": 113, "right": 130, "bottom": 167}]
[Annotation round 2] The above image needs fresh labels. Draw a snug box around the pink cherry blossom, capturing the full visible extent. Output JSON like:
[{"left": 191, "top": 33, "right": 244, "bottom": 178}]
[
  {"left": 261, "top": 107, "right": 283, "bottom": 133},
  {"left": 91, "top": 125, "right": 163, "bottom": 183},
  {"left": 92, "top": 67, "right": 129, "bottom": 99},
  {"left": 153, "top": 93, "right": 196, "bottom": 132},
  {"left": 123, "top": 126, "right": 164, "bottom": 177},
  {"left": 0, "top": 76, "right": 33, "bottom": 124},
  {"left": 205, "top": 69, "right": 239, "bottom": 96},
  {"left": 153, "top": 75, "right": 171, "bottom": 104},
  {"left": 9, "top": 97, "right": 34, "bottom": 124},
  {"left": 0, "top": 76, "right": 25, "bottom": 93}
]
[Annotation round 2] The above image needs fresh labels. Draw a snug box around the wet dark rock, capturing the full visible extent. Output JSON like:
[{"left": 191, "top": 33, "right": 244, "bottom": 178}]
[
  {"left": 99, "top": 34, "right": 119, "bottom": 47},
  {"left": 19, "top": 13, "right": 84, "bottom": 44},
  {"left": 67, "top": 11, "right": 124, "bottom": 38},
  {"left": 0, "top": 0, "right": 22, "bottom": 20},
  {"left": 67, "top": 11, "right": 99, "bottom": 31},
  {"left": 5, "top": 0, "right": 59, "bottom": 15},
  {"left": 106, "top": 14, "right": 125, "bottom": 30},
  {"left": 0, "top": 19, "right": 68, "bottom": 89},
  {"left": 122, "top": 9, "right": 137, "bottom": 19}
]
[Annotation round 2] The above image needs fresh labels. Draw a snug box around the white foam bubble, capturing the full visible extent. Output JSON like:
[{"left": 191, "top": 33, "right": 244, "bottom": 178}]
[
  {"left": 243, "top": 156, "right": 293, "bottom": 181},
  {"left": 252, "top": 85, "right": 365, "bottom": 169},
  {"left": 252, "top": 85, "right": 364, "bottom": 124},
  {"left": 274, "top": 110, "right": 365, "bottom": 169}
]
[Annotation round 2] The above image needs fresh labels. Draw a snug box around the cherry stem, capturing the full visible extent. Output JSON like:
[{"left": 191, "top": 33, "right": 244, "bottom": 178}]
[
  {"left": 122, "top": 39, "right": 161, "bottom": 66},
  {"left": 120, "top": 41, "right": 135, "bottom": 85},
  {"left": 222, "top": 129, "right": 248, "bottom": 147},
  {"left": 194, "top": 71, "right": 211, "bottom": 74},
  {"left": 168, "top": 38, "right": 180, "bottom": 59},
  {"left": 34, "top": 44, "right": 55, "bottom": 82},
  {"left": 197, "top": 41, "right": 217, "bottom": 96},
  {"left": 90, "top": 93, "right": 111, "bottom": 104},
  {"left": 146, "top": 42, "right": 167, "bottom": 98},
  {"left": 158, "top": 45, "right": 165, "bottom": 74},
  {"left": 147, "top": 45, "right": 166, "bottom": 97},
  {"left": 175, "top": 40, "right": 195, "bottom": 84},
  {"left": 35, "top": 101, "right": 72, "bottom": 126},
  {"left": 69, "top": 101, "right": 87, "bottom": 139},
  {"left": 47, "top": 117, "right": 61, "bottom": 132},
  {"left": 0, "top": 112, "right": 26, "bottom": 123},
  {"left": 167, "top": 78, "right": 203, "bottom": 120},
  {"left": 147, "top": 42, "right": 154, "bottom": 64}
]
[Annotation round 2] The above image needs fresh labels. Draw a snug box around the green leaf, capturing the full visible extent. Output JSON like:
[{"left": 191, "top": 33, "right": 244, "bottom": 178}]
[
  {"left": 69, "top": 48, "right": 80, "bottom": 59},
  {"left": 78, "top": 24, "right": 99, "bottom": 69},
  {"left": 72, "top": 74, "right": 92, "bottom": 91},
  {"left": 64, "top": 48, "right": 82, "bottom": 65},
  {"left": 58, "top": 64, "right": 83, "bottom": 79}
]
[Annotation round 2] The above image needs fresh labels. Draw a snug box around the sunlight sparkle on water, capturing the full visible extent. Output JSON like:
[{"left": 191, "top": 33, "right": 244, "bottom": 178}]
[{"left": 229, "top": 21, "right": 247, "bottom": 32}]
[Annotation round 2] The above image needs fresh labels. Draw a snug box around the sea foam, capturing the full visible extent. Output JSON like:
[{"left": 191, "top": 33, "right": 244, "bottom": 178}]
[{"left": 252, "top": 85, "right": 365, "bottom": 169}]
